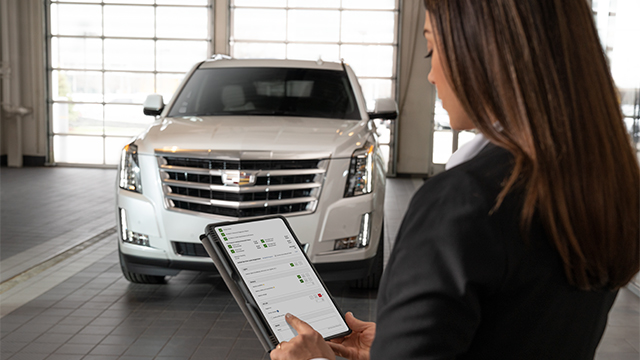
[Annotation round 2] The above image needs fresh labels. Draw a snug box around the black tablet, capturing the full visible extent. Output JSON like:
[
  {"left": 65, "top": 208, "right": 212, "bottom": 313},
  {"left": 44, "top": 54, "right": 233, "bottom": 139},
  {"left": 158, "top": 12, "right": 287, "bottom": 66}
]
[{"left": 201, "top": 215, "right": 351, "bottom": 351}]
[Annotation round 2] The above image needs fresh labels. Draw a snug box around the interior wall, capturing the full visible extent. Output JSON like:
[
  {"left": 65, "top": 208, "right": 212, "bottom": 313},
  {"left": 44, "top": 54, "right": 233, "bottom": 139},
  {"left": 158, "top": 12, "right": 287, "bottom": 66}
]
[
  {"left": 0, "top": 3, "right": 5, "bottom": 161},
  {"left": 396, "top": 2, "right": 436, "bottom": 175},
  {"left": 0, "top": 0, "right": 48, "bottom": 167}
]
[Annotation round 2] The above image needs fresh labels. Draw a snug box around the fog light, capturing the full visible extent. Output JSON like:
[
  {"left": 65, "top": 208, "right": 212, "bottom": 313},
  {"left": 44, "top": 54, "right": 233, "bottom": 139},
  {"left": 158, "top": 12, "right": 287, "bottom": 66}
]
[
  {"left": 334, "top": 213, "right": 372, "bottom": 250},
  {"left": 125, "top": 231, "right": 150, "bottom": 247},
  {"left": 119, "top": 208, "right": 150, "bottom": 247},
  {"left": 334, "top": 236, "right": 359, "bottom": 250}
]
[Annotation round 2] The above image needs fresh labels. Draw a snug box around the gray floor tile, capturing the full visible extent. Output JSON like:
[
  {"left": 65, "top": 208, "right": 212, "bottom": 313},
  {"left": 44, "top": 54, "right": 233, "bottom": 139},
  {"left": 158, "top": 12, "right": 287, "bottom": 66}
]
[
  {"left": 0, "top": 167, "right": 116, "bottom": 260},
  {"left": 51, "top": 343, "right": 95, "bottom": 355},
  {"left": 0, "top": 341, "right": 28, "bottom": 354},
  {"left": 225, "top": 346, "right": 268, "bottom": 360},
  {"left": 78, "top": 325, "right": 115, "bottom": 336},
  {"left": 155, "top": 336, "right": 202, "bottom": 357},
  {"left": 87, "top": 343, "right": 129, "bottom": 356},
  {"left": 82, "top": 355, "right": 120, "bottom": 360},
  {"left": 97, "top": 334, "right": 136, "bottom": 347},
  {"left": 43, "top": 355, "right": 83, "bottom": 360},
  {"left": 2, "top": 332, "right": 42, "bottom": 343},
  {"left": 18, "top": 342, "right": 62, "bottom": 354},
  {"left": 66, "top": 334, "right": 106, "bottom": 345},
  {"left": 33, "top": 333, "right": 74, "bottom": 344},
  {"left": 46, "top": 324, "right": 84, "bottom": 334},
  {"left": 595, "top": 354, "right": 640, "bottom": 360},
  {"left": 7, "top": 352, "right": 49, "bottom": 360}
]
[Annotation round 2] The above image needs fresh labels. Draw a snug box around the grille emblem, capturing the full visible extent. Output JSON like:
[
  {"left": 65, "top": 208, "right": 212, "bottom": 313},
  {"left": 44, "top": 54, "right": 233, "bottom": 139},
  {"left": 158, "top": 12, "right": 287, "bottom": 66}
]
[{"left": 222, "top": 170, "right": 257, "bottom": 186}]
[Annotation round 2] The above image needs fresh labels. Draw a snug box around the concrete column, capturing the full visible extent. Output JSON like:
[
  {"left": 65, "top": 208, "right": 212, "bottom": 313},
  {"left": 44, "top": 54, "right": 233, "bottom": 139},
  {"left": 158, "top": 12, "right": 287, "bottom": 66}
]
[
  {"left": 1, "top": 0, "right": 24, "bottom": 167},
  {"left": 395, "top": 2, "right": 436, "bottom": 175},
  {"left": 19, "top": 0, "right": 47, "bottom": 163},
  {"left": 0, "top": 0, "right": 47, "bottom": 167},
  {"left": 213, "top": 0, "right": 230, "bottom": 56}
]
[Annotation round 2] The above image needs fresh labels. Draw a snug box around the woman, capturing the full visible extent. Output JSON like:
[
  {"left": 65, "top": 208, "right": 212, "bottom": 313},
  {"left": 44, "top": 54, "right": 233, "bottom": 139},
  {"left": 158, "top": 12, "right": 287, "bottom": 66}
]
[{"left": 271, "top": 0, "right": 640, "bottom": 358}]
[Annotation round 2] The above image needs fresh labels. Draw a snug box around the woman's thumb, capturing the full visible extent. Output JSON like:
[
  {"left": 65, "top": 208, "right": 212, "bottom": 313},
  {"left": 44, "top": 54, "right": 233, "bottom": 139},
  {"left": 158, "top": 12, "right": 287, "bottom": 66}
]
[{"left": 345, "top": 312, "right": 369, "bottom": 331}]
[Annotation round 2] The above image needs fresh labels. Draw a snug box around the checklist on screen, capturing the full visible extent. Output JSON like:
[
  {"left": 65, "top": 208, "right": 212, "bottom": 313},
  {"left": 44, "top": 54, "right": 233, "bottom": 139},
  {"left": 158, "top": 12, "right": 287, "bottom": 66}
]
[{"left": 214, "top": 218, "right": 349, "bottom": 343}]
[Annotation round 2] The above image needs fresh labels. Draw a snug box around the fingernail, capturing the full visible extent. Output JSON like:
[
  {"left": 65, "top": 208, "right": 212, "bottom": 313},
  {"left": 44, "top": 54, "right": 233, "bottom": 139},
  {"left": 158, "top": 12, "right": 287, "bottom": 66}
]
[{"left": 285, "top": 313, "right": 293, "bottom": 319}]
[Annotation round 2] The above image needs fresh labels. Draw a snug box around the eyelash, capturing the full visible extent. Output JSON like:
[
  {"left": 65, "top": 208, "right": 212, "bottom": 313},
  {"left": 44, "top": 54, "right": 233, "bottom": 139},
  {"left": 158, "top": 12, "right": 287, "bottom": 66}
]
[{"left": 425, "top": 49, "right": 433, "bottom": 59}]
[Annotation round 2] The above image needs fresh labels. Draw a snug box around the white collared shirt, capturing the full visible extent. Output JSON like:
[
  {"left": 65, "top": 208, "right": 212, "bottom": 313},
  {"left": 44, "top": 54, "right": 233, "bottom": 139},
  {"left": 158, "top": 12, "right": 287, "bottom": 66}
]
[{"left": 445, "top": 131, "right": 491, "bottom": 170}]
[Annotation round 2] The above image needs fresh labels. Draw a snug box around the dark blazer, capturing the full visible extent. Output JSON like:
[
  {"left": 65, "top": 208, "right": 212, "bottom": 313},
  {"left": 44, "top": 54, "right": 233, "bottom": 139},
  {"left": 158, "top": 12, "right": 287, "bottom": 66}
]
[{"left": 371, "top": 143, "right": 617, "bottom": 359}]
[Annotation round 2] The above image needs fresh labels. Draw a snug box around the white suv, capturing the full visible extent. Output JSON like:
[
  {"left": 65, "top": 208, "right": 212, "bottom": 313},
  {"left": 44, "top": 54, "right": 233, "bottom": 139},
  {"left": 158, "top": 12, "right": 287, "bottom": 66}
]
[{"left": 116, "top": 57, "right": 397, "bottom": 288}]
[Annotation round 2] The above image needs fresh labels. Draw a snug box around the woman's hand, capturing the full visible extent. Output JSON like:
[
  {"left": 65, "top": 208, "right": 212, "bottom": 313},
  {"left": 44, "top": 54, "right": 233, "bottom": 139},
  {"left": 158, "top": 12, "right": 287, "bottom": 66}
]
[
  {"left": 270, "top": 313, "right": 336, "bottom": 360},
  {"left": 327, "top": 312, "right": 375, "bottom": 360}
]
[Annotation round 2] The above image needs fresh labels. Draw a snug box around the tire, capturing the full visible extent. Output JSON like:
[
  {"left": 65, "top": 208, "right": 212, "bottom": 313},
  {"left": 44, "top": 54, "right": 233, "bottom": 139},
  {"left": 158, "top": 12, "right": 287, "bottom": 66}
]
[
  {"left": 119, "top": 252, "right": 166, "bottom": 284},
  {"left": 121, "top": 268, "right": 166, "bottom": 284},
  {"left": 350, "top": 226, "right": 384, "bottom": 289}
]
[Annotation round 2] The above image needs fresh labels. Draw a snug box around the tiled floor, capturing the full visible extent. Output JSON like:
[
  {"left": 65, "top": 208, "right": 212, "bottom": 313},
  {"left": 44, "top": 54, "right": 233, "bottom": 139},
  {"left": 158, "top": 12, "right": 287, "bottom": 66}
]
[
  {"left": 1, "top": 167, "right": 115, "bottom": 261},
  {"left": 1, "top": 167, "right": 638, "bottom": 360}
]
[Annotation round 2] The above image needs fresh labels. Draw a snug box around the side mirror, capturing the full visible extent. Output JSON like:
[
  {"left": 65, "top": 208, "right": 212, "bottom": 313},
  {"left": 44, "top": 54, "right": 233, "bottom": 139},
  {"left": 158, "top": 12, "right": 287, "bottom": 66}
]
[
  {"left": 368, "top": 98, "right": 398, "bottom": 120},
  {"left": 143, "top": 94, "right": 164, "bottom": 116}
]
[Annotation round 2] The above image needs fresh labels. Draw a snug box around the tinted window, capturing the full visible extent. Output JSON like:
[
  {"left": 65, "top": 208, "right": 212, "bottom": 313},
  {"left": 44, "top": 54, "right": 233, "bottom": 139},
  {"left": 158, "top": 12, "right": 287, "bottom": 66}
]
[{"left": 168, "top": 67, "right": 361, "bottom": 120}]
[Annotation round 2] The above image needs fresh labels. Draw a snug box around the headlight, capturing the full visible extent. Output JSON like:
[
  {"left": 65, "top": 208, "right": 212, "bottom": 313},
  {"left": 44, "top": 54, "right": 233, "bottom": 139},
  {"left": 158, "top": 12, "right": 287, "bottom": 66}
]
[
  {"left": 344, "top": 142, "right": 374, "bottom": 197},
  {"left": 119, "top": 143, "right": 142, "bottom": 193}
]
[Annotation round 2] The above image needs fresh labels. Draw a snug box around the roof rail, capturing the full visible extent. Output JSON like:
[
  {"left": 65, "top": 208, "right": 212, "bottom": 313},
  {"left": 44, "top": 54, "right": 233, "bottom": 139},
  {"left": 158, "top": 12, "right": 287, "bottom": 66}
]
[{"left": 211, "top": 54, "right": 232, "bottom": 61}]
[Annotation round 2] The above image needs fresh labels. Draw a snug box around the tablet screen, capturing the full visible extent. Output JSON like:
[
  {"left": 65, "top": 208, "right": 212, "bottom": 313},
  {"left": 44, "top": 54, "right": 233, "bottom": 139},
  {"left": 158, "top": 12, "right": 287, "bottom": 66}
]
[{"left": 214, "top": 218, "right": 350, "bottom": 343}]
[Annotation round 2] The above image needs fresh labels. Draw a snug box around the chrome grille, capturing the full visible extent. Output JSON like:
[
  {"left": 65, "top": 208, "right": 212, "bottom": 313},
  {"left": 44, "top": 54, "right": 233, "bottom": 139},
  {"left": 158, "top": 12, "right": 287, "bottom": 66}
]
[{"left": 156, "top": 153, "right": 328, "bottom": 218}]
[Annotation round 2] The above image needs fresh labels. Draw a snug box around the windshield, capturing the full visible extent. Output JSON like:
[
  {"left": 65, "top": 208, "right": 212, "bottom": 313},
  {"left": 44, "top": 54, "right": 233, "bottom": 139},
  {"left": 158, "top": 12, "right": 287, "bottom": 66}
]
[{"left": 167, "top": 67, "right": 361, "bottom": 120}]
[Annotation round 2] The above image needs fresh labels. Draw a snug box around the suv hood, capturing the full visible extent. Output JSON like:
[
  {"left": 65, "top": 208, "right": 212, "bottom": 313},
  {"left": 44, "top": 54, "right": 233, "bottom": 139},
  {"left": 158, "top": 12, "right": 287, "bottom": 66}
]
[{"left": 135, "top": 116, "right": 371, "bottom": 159}]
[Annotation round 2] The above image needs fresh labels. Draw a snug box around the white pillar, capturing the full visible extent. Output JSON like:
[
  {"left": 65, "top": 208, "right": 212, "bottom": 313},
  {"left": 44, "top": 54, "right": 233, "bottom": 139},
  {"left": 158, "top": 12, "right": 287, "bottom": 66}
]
[
  {"left": 1, "top": 0, "right": 47, "bottom": 167},
  {"left": 1, "top": 0, "right": 24, "bottom": 167},
  {"left": 213, "top": 0, "right": 230, "bottom": 56}
]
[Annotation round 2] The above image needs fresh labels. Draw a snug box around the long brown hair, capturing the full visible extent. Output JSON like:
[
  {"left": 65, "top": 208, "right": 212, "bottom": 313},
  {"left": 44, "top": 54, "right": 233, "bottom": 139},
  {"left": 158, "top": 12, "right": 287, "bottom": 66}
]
[{"left": 424, "top": 0, "right": 639, "bottom": 290}]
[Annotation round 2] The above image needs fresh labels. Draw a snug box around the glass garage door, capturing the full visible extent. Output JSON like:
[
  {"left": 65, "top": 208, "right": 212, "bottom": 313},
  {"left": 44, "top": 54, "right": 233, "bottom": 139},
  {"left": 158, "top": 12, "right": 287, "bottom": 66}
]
[
  {"left": 230, "top": 0, "right": 398, "bottom": 110},
  {"left": 230, "top": 0, "right": 399, "bottom": 169},
  {"left": 48, "top": 0, "right": 210, "bottom": 165}
]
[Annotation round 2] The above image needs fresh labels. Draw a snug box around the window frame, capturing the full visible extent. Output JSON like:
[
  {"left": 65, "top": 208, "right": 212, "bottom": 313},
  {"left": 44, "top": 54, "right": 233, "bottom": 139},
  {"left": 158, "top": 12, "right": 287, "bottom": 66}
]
[{"left": 46, "top": 0, "right": 213, "bottom": 166}]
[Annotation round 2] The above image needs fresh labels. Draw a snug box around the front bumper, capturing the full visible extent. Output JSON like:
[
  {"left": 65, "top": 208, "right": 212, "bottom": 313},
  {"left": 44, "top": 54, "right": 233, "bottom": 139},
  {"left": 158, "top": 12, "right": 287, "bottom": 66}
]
[
  {"left": 116, "top": 155, "right": 385, "bottom": 280},
  {"left": 119, "top": 251, "right": 214, "bottom": 276},
  {"left": 120, "top": 247, "right": 375, "bottom": 281}
]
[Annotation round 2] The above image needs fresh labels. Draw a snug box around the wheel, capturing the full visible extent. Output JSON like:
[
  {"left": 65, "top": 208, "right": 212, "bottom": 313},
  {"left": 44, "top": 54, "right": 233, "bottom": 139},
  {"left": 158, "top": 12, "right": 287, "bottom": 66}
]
[
  {"left": 121, "top": 268, "right": 166, "bottom": 284},
  {"left": 119, "top": 251, "right": 166, "bottom": 284},
  {"left": 350, "top": 226, "right": 384, "bottom": 289}
]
